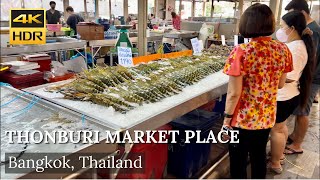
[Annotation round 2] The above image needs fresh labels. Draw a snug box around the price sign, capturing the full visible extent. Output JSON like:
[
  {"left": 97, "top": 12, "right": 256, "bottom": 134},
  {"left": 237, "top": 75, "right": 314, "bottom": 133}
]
[
  {"left": 191, "top": 38, "right": 203, "bottom": 55},
  {"left": 221, "top": 35, "right": 226, "bottom": 46},
  {"left": 234, "top": 35, "right": 238, "bottom": 46},
  {"left": 117, "top": 47, "right": 133, "bottom": 67}
]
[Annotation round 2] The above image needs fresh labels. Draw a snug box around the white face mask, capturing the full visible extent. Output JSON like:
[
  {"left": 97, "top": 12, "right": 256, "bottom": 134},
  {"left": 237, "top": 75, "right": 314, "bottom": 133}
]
[{"left": 276, "top": 27, "right": 293, "bottom": 43}]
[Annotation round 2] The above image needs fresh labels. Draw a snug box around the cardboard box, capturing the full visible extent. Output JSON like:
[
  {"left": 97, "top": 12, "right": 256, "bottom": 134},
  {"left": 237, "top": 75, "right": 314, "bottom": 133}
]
[{"left": 76, "top": 23, "right": 104, "bottom": 40}]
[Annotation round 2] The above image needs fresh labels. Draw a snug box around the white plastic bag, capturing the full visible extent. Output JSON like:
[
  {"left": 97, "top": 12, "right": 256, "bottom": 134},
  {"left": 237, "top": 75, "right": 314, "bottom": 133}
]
[
  {"left": 199, "top": 23, "right": 210, "bottom": 47},
  {"left": 51, "top": 61, "right": 68, "bottom": 76},
  {"left": 63, "top": 56, "right": 88, "bottom": 73}
]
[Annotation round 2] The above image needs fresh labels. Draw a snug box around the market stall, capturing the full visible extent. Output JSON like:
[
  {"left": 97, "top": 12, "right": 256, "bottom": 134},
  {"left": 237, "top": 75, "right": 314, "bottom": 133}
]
[
  {"left": 1, "top": 37, "right": 87, "bottom": 60},
  {"left": 1, "top": 85, "right": 118, "bottom": 179},
  {"left": 0, "top": 0, "right": 240, "bottom": 179},
  {"left": 1, "top": 45, "right": 232, "bottom": 178},
  {"left": 88, "top": 32, "right": 164, "bottom": 64}
]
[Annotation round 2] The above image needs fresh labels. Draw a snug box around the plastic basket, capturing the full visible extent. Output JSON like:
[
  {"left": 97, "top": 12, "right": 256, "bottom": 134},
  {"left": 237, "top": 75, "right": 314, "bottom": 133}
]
[{"left": 47, "top": 24, "right": 62, "bottom": 32}]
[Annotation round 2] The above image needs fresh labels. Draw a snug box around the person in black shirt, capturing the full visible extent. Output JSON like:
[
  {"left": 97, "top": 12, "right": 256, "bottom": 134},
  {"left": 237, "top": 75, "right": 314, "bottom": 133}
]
[
  {"left": 284, "top": 0, "right": 320, "bottom": 156},
  {"left": 66, "top": 6, "right": 84, "bottom": 35},
  {"left": 46, "top": 1, "right": 61, "bottom": 24}
]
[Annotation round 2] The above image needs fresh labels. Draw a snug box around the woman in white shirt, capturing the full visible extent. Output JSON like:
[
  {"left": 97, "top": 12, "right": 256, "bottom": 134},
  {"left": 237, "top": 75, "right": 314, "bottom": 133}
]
[{"left": 269, "top": 10, "right": 316, "bottom": 174}]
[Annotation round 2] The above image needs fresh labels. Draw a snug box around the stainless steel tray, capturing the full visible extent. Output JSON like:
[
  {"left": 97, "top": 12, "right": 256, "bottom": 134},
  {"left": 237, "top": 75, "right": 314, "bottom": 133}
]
[
  {"left": 1, "top": 86, "right": 118, "bottom": 179},
  {"left": 1, "top": 38, "right": 86, "bottom": 57},
  {"left": 1, "top": 86, "right": 118, "bottom": 132}
]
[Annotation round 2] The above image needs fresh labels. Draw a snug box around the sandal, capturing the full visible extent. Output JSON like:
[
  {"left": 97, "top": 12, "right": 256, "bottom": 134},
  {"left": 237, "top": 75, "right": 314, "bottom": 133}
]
[
  {"left": 267, "top": 156, "right": 286, "bottom": 165},
  {"left": 267, "top": 162, "right": 283, "bottom": 174},
  {"left": 284, "top": 146, "right": 303, "bottom": 155},
  {"left": 286, "top": 137, "right": 294, "bottom": 145}
]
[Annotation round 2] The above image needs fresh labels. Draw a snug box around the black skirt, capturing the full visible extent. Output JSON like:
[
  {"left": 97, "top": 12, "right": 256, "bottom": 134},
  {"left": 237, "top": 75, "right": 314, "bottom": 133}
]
[{"left": 276, "top": 95, "right": 300, "bottom": 123}]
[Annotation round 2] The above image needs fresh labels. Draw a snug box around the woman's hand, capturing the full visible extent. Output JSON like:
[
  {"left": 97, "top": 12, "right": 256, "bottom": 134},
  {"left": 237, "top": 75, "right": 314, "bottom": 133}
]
[
  {"left": 223, "top": 117, "right": 232, "bottom": 126},
  {"left": 221, "top": 118, "right": 233, "bottom": 141}
]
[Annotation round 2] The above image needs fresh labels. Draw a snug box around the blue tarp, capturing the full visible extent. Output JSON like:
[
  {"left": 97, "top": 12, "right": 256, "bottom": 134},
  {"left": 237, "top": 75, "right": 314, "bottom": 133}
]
[{"left": 71, "top": 52, "right": 96, "bottom": 64}]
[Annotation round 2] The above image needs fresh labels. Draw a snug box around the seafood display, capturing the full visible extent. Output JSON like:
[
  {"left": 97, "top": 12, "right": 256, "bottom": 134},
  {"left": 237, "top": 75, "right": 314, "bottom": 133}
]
[
  {"left": 206, "top": 44, "right": 234, "bottom": 58},
  {"left": 48, "top": 54, "right": 226, "bottom": 113}
]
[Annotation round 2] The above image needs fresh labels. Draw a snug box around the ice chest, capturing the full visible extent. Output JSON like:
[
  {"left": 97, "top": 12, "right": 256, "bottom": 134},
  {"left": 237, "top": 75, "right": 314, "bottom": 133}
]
[
  {"left": 168, "top": 110, "right": 221, "bottom": 178},
  {"left": 116, "top": 124, "right": 171, "bottom": 179},
  {"left": 0, "top": 72, "right": 45, "bottom": 89}
]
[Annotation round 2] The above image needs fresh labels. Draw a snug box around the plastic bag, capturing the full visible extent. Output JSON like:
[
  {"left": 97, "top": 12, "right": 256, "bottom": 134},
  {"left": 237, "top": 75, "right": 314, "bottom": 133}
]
[
  {"left": 199, "top": 23, "right": 210, "bottom": 47},
  {"left": 51, "top": 61, "right": 68, "bottom": 76},
  {"left": 64, "top": 56, "right": 88, "bottom": 73}
]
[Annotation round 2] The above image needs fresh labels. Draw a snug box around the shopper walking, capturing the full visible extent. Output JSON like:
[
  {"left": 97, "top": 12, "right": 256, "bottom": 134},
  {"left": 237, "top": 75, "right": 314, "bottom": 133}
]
[
  {"left": 222, "top": 4, "right": 293, "bottom": 179},
  {"left": 171, "top": 12, "right": 181, "bottom": 30},
  {"left": 284, "top": 0, "right": 320, "bottom": 155},
  {"left": 269, "top": 10, "right": 315, "bottom": 174},
  {"left": 66, "top": 6, "right": 84, "bottom": 36}
]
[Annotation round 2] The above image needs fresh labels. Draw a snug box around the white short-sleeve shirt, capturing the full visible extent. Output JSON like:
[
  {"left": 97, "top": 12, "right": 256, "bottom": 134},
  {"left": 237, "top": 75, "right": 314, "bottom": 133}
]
[{"left": 277, "top": 40, "right": 308, "bottom": 101}]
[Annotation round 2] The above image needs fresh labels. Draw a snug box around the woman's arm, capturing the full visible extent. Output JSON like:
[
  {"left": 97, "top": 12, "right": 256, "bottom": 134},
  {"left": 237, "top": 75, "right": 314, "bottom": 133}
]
[
  {"left": 224, "top": 75, "right": 243, "bottom": 125},
  {"left": 285, "top": 79, "right": 294, "bottom": 83},
  {"left": 279, "top": 73, "right": 287, "bottom": 89}
]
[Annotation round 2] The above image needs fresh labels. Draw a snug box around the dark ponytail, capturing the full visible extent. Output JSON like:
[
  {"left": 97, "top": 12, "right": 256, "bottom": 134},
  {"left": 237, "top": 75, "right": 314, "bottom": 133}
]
[{"left": 282, "top": 11, "right": 316, "bottom": 108}]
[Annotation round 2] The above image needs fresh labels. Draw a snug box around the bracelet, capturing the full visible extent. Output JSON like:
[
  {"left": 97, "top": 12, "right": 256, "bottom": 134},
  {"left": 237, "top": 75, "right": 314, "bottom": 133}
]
[{"left": 224, "top": 112, "right": 233, "bottom": 118}]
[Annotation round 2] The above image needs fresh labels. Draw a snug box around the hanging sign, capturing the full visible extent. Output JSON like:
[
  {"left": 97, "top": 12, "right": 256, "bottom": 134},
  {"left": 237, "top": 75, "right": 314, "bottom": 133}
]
[{"left": 117, "top": 47, "right": 133, "bottom": 67}]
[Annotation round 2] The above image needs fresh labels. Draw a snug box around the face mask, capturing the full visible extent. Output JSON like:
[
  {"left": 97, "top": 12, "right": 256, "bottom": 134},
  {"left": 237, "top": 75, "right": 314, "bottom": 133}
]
[{"left": 276, "top": 28, "right": 293, "bottom": 43}]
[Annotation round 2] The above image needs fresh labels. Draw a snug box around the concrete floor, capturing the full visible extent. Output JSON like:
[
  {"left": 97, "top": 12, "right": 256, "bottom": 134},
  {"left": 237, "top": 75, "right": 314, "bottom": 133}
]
[
  {"left": 266, "top": 101, "right": 320, "bottom": 179},
  {"left": 211, "top": 101, "right": 319, "bottom": 179}
]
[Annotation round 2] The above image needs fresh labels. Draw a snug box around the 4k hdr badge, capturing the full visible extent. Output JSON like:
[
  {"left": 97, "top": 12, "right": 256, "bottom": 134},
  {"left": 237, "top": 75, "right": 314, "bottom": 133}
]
[{"left": 10, "top": 9, "right": 46, "bottom": 45}]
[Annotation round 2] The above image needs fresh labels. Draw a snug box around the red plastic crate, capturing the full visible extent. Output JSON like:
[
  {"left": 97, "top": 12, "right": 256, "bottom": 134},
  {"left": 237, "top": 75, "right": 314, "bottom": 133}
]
[
  {"left": 36, "top": 59, "right": 51, "bottom": 72},
  {"left": 116, "top": 124, "right": 172, "bottom": 179},
  {"left": 0, "top": 72, "right": 45, "bottom": 89}
]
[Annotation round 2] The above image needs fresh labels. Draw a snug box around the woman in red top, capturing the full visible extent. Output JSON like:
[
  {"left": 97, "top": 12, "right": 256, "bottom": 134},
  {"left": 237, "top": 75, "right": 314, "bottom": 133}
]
[
  {"left": 222, "top": 4, "right": 293, "bottom": 178},
  {"left": 171, "top": 12, "right": 181, "bottom": 30}
]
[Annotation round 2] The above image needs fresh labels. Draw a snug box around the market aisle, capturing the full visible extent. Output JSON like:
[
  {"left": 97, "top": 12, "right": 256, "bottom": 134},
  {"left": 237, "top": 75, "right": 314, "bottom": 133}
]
[
  {"left": 266, "top": 101, "right": 320, "bottom": 179},
  {"left": 214, "top": 100, "right": 319, "bottom": 179}
]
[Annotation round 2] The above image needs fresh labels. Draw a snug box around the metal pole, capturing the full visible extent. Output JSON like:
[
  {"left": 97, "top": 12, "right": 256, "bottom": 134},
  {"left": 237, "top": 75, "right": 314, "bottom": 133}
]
[
  {"left": 138, "top": 0, "right": 148, "bottom": 56},
  {"left": 84, "top": 0, "right": 88, "bottom": 20},
  {"left": 63, "top": 0, "right": 70, "bottom": 21},
  {"left": 124, "top": 0, "right": 129, "bottom": 21},
  {"left": 109, "top": 0, "right": 112, "bottom": 19},
  {"left": 192, "top": 0, "right": 195, "bottom": 18},
  {"left": 277, "top": 0, "right": 284, "bottom": 23},
  {"left": 238, "top": 0, "right": 244, "bottom": 17},
  {"left": 211, "top": 0, "right": 214, "bottom": 17},
  {"left": 95, "top": 0, "right": 99, "bottom": 19},
  {"left": 179, "top": 0, "right": 182, "bottom": 17},
  {"left": 202, "top": 0, "right": 206, "bottom": 16},
  {"left": 154, "top": 0, "right": 157, "bottom": 17},
  {"left": 269, "top": 0, "right": 280, "bottom": 22},
  {"left": 21, "top": 0, "right": 25, "bottom": 8}
]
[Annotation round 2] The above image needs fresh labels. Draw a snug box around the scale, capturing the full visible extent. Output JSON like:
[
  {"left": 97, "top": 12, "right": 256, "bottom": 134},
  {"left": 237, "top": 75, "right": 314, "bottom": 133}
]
[
  {"left": 110, "top": 25, "right": 138, "bottom": 54},
  {"left": 115, "top": 25, "right": 133, "bottom": 48}
]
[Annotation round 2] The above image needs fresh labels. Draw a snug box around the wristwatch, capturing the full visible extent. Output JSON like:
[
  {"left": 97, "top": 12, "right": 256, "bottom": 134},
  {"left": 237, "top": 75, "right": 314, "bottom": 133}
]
[{"left": 224, "top": 112, "right": 233, "bottom": 118}]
